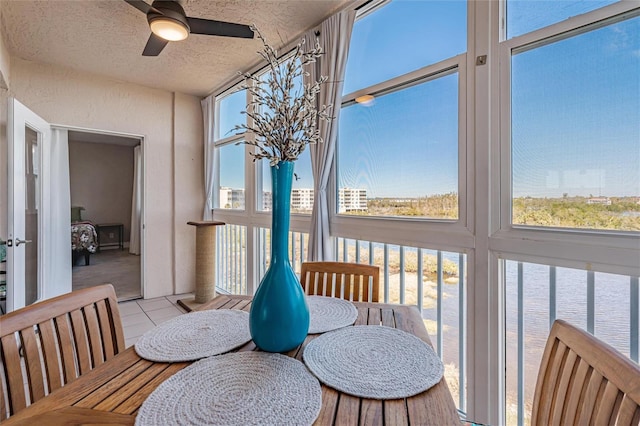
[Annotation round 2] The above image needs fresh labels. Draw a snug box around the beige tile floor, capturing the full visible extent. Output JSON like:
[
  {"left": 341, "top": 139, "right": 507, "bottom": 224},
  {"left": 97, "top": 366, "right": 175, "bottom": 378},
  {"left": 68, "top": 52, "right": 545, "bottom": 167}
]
[{"left": 118, "top": 293, "right": 194, "bottom": 348}]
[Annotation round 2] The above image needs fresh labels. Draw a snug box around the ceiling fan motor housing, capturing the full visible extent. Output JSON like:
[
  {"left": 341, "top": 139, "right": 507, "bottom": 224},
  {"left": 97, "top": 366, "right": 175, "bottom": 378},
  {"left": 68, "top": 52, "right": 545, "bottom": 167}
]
[
  {"left": 124, "top": 0, "right": 254, "bottom": 55},
  {"left": 147, "top": 1, "right": 190, "bottom": 33}
]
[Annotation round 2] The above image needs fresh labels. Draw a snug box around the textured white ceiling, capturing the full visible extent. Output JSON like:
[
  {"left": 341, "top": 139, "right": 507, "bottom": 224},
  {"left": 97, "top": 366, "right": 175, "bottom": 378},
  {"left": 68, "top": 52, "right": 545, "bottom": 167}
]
[{"left": 1, "top": 0, "right": 351, "bottom": 97}]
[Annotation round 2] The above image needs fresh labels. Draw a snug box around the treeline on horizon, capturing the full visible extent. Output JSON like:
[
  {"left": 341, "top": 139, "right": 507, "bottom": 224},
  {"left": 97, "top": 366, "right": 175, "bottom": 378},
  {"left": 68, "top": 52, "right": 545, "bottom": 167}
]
[
  {"left": 345, "top": 194, "right": 639, "bottom": 231},
  {"left": 357, "top": 192, "right": 459, "bottom": 218},
  {"left": 512, "top": 196, "right": 639, "bottom": 231}
]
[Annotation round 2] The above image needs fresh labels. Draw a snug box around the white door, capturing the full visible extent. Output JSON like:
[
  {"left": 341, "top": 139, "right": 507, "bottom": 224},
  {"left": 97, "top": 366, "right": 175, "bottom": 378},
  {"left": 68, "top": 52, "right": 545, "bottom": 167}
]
[{"left": 7, "top": 99, "right": 51, "bottom": 311}]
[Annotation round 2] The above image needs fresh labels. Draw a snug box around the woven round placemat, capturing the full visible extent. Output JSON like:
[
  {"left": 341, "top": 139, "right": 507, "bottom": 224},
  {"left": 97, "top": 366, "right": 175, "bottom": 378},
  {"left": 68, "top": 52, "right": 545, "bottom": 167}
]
[
  {"left": 307, "top": 296, "right": 358, "bottom": 334},
  {"left": 135, "top": 352, "right": 322, "bottom": 426},
  {"left": 134, "top": 310, "right": 251, "bottom": 362},
  {"left": 303, "top": 325, "right": 444, "bottom": 399}
]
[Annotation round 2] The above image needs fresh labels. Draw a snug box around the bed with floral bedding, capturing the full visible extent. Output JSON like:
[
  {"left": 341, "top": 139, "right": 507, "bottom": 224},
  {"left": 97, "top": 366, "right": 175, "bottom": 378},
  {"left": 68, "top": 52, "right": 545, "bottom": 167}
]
[{"left": 71, "top": 221, "right": 98, "bottom": 266}]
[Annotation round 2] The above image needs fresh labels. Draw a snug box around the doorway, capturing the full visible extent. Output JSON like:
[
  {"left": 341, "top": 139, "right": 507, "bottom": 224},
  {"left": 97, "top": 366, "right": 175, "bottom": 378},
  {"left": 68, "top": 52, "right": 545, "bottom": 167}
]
[
  {"left": 67, "top": 130, "right": 143, "bottom": 301},
  {"left": 7, "top": 98, "right": 145, "bottom": 314},
  {"left": 7, "top": 98, "right": 54, "bottom": 313}
]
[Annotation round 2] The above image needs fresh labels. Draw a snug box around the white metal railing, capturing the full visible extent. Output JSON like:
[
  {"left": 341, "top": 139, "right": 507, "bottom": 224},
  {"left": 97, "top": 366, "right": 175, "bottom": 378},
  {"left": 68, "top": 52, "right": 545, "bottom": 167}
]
[
  {"left": 257, "top": 228, "right": 308, "bottom": 279},
  {"left": 504, "top": 260, "right": 639, "bottom": 426},
  {"left": 335, "top": 237, "right": 467, "bottom": 411},
  {"left": 215, "top": 224, "right": 247, "bottom": 295},
  {"left": 215, "top": 224, "right": 467, "bottom": 411}
]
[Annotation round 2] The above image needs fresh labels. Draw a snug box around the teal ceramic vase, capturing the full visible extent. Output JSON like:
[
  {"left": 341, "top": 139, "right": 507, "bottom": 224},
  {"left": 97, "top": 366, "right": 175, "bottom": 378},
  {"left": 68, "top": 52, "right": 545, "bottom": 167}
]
[{"left": 249, "top": 161, "right": 310, "bottom": 352}]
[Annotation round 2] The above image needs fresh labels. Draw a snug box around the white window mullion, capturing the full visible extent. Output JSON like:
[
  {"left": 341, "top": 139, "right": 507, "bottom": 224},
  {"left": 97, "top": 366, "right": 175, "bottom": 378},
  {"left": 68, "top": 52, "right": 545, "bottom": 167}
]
[{"left": 467, "top": 0, "right": 503, "bottom": 424}]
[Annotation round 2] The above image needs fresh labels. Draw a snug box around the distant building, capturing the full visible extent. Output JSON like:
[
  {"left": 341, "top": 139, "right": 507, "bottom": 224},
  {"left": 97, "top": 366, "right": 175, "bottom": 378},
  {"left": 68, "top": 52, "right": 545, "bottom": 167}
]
[
  {"left": 587, "top": 197, "right": 611, "bottom": 205},
  {"left": 261, "top": 190, "right": 313, "bottom": 211},
  {"left": 339, "top": 188, "right": 367, "bottom": 212},
  {"left": 222, "top": 187, "right": 368, "bottom": 212},
  {"left": 291, "top": 188, "right": 314, "bottom": 212},
  {"left": 219, "top": 188, "right": 245, "bottom": 209},
  {"left": 262, "top": 191, "right": 272, "bottom": 211}
]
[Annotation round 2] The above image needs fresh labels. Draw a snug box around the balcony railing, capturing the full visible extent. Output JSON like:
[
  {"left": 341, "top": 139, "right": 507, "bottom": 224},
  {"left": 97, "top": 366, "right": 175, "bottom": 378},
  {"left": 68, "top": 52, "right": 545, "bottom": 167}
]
[
  {"left": 215, "top": 224, "right": 247, "bottom": 295},
  {"left": 335, "top": 237, "right": 467, "bottom": 412},
  {"left": 504, "top": 260, "right": 639, "bottom": 425}
]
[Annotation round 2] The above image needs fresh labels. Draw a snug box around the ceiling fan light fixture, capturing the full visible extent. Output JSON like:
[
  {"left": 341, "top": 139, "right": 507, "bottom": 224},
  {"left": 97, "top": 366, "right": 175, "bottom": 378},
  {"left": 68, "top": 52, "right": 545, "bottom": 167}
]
[{"left": 149, "top": 16, "right": 189, "bottom": 41}]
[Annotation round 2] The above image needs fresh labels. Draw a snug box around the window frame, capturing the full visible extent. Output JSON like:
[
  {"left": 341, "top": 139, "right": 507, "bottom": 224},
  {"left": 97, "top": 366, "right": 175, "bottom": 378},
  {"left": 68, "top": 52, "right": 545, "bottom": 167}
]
[
  {"left": 495, "top": 1, "right": 640, "bottom": 276},
  {"left": 333, "top": 1, "right": 473, "bottom": 255},
  {"left": 250, "top": 51, "right": 315, "bottom": 217},
  {"left": 212, "top": 48, "right": 315, "bottom": 291},
  {"left": 213, "top": 84, "right": 248, "bottom": 212}
]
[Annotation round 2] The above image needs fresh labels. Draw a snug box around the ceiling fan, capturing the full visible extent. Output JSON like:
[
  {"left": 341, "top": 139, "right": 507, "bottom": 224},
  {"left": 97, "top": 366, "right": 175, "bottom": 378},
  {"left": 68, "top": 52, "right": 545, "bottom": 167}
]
[{"left": 124, "top": 0, "right": 254, "bottom": 56}]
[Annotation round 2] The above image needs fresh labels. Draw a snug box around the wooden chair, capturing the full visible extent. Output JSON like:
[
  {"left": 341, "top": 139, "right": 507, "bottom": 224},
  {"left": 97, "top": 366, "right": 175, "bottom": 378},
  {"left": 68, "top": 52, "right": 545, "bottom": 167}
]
[
  {"left": 532, "top": 319, "right": 640, "bottom": 425},
  {"left": 0, "top": 284, "right": 125, "bottom": 420},
  {"left": 300, "top": 261, "right": 380, "bottom": 302}
]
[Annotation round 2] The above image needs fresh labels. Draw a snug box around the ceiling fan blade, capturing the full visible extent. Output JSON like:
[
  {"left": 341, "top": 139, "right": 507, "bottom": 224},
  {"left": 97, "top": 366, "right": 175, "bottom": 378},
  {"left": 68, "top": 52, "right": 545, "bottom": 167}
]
[
  {"left": 142, "top": 33, "right": 169, "bottom": 56},
  {"left": 186, "top": 17, "right": 254, "bottom": 39},
  {"left": 124, "top": 0, "right": 159, "bottom": 15}
]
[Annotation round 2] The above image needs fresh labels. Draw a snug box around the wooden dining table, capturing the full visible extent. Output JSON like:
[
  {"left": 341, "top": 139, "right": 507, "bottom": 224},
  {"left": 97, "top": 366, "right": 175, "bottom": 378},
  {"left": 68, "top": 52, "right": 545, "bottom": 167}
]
[{"left": 3, "top": 294, "right": 462, "bottom": 425}]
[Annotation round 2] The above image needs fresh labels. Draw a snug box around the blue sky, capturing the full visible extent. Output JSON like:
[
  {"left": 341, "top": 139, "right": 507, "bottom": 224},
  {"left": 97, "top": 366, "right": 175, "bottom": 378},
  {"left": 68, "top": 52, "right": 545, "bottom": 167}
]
[
  {"left": 220, "top": 0, "right": 638, "bottom": 199},
  {"left": 512, "top": 14, "right": 639, "bottom": 197}
]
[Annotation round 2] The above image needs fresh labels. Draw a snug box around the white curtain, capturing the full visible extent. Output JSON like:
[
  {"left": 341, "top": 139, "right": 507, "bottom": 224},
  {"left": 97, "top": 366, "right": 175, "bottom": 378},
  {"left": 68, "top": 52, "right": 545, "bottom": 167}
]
[
  {"left": 201, "top": 95, "right": 217, "bottom": 220},
  {"left": 46, "top": 128, "right": 71, "bottom": 298},
  {"left": 129, "top": 145, "right": 142, "bottom": 255},
  {"left": 305, "top": 9, "right": 356, "bottom": 261}
]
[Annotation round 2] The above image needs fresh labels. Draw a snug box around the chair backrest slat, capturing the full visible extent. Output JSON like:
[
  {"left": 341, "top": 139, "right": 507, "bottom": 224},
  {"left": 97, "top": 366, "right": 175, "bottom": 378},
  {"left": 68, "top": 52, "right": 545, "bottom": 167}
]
[
  {"left": 578, "top": 369, "right": 603, "bottom": 423},
  {"left": 551, "top": 348, "right": 578, "bottom": 422},
  {"left": 617, "top": 396, "right": 640, "bottom": 425},
  {"left": 350, "top": 274, "right": 359, "bottom": 301},
  {"left": 1, "top": 334, "right": 26, "bottom": 416},
  {"left": 0, "top": 284, "right": 124, "bottom": 420},
  {"left": 335, "top": 272, "right": 345, "bottom": 298},
  {"left": 95, "top": 300, "right": 116, "bottom": 359},
  {"left": 563, "top": 358, "right": 591, "bottom": 425},
  {"left": 82, "top": 305, "right": 104, "bottom": 367},
  {"left": 0, "top": 374, "right": 7, "bottom": 423},
  {"left": 532, "top": 319, "right": 640, "bottom": 426},
  {"left": 300, "top": 262, "right": 380, "bottom": 303},
  {"left": 69, "top": 309, "right": 92, "bottom": 376},
  {"left": 20, "top": 327, "right": 46, "bottom": 404},
  {"left": 54, "top": 313, "right": 79, "bottom": 384},
  {"left": 593, "top": 383, "right": 622, "bottom": 425},
  {"left": 37, "top": 319, "right": 63, "bottom": 391}
]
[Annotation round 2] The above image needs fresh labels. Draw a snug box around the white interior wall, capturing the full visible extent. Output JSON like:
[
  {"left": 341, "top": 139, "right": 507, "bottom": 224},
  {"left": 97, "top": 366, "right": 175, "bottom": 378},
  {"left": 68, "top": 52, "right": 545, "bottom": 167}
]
[
  {"left": 173, "top": 92, "right": 204, "bottom": 294},
  {"left": 68, "top": 140, "right": 135, "bottom": 241},
  {"left": 8, "top": 57, "right": 203, "bottom": 298},
  {"left": 0, "top": 1, "right": 10, "bottom": 91}
]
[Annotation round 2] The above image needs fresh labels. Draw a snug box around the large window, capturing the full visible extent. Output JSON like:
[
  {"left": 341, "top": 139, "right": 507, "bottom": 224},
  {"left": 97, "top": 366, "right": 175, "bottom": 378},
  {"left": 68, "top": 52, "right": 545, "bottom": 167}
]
[
  {"left": 501, "top": 2, "right": 640, "bottom": 425},
  {"left": 215, "top": 88, "right": 246, "bottom": 141},
  {"left": 339, "top": 72, "right": 459, "bottom": 219},
  {"left": 506, "top": 0, "right": 620, "bottom": 39},
  {"left": 215, "top": 87, "right": 246, "bottom": 210},
  {"left": 218, "top": 143, "right": 245, "bottom": 210},
  {"left": 510, "top": 15, "right": 640, "bottom": 231},
  {"left": 339, "top": 0, "right": 466, "bottom": 220},
  {"left": 343, "top": 0, "right": 466, "bottom": 95}
]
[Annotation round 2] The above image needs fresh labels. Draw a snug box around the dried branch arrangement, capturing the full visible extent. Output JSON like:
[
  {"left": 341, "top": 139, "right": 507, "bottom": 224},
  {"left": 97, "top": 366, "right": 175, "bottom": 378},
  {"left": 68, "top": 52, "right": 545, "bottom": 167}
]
[{"left": 233, "top": 27, "right": 331, "bottom": 166}]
